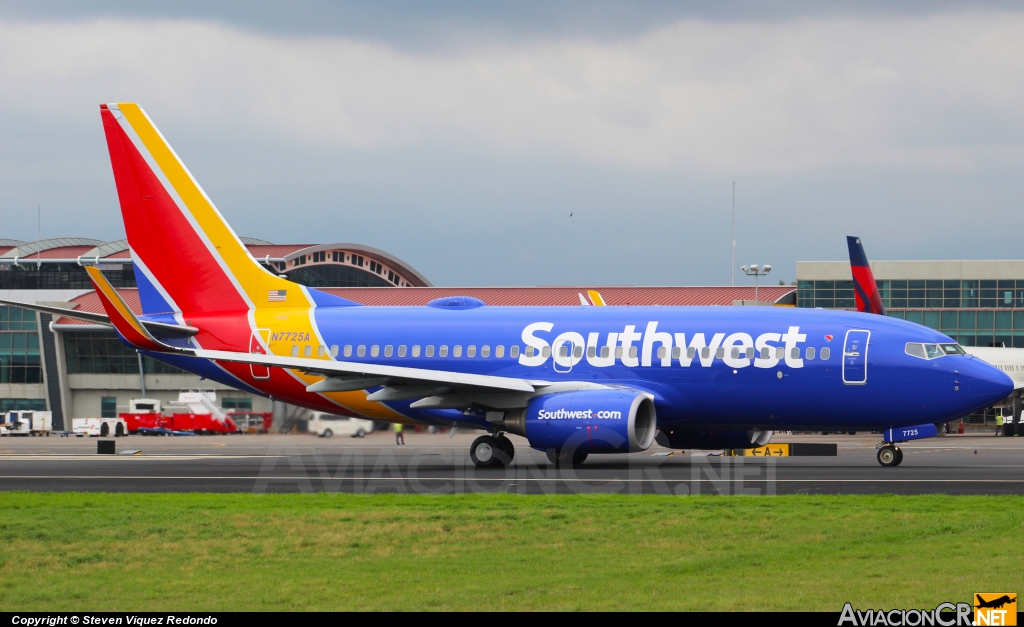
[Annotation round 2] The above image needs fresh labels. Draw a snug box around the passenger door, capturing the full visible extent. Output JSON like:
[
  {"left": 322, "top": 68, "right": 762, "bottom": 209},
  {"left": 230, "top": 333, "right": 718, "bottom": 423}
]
[{"left": 842, "top": 330, "right": 870, "bottom": 385}]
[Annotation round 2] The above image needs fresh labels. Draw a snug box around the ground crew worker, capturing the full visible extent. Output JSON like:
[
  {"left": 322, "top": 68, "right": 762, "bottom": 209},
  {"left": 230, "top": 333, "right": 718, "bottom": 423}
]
[
  {"left": 995, "top": 412, "right": 1004, "bottom": 437},
  {"left": 394, "top": 422, "right": 405, "bottom": 445}
]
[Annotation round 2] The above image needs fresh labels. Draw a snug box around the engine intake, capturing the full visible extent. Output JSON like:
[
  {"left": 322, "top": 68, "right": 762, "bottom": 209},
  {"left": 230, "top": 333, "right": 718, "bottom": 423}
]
[{"left": 500, "top": 390, "right": 657, "bottom": 453}]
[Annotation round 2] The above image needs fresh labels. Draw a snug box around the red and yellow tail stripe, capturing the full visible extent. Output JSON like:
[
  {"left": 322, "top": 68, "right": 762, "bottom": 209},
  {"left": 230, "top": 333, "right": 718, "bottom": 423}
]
[{"left": 85, "top": 266, "right": 175, "bottom": 353}]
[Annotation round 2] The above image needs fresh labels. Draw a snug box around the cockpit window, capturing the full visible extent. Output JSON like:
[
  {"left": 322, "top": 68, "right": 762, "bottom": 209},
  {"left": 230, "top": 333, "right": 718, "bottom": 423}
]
[
  {"left": 906, "top": 342, "right": 964, "bottom": 360},
  {"left": 925, "top": 344, "right": 944, "bottom": 359},
  {"left": 905, "top": 343, "right": 927, "bottom": 359}
]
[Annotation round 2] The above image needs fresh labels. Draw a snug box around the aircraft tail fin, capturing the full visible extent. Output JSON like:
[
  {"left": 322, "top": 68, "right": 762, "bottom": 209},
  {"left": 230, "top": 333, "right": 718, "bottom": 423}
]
[
  {"left": 99, "top": 103, "right": 312, "bottom": 317},
  {"left": 846, "top": 236, "right": 886, "bottom": 315}
]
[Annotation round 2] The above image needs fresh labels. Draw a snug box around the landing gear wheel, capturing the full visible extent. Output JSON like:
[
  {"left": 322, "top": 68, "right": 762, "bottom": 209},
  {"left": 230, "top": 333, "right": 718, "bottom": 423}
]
[
  {"left": 877, "top": 445, "right": 902, "bottom": 467},
  {"left": 471, "top": 435, "right": 507, "bottom": 468},
  {"left": 496, "top": 435, "right": 515, "bottom": 461},
  {"left": 546, "top": 449, "right": 588, "bottom": 468}
]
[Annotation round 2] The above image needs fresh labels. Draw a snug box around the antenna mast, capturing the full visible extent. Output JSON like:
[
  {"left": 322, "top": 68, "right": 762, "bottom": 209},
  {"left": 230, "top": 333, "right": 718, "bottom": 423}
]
[{"left": 731, "top": 182, "right": 735, "bottom": 286}]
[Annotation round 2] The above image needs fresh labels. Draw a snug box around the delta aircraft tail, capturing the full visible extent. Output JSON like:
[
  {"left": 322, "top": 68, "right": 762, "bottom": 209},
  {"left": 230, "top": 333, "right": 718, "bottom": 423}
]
[{"left": 847, "top": 236, "right": 886, "bottom": 315}]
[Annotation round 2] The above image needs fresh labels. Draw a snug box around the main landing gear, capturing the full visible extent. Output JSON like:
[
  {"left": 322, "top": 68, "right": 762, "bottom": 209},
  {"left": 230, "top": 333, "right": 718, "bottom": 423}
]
[
  {"left": 876, "top": 444, "right": 904, "bottom": 467},
  {"left": 470, "top": 434, "right": 515, "bottom": 468}
]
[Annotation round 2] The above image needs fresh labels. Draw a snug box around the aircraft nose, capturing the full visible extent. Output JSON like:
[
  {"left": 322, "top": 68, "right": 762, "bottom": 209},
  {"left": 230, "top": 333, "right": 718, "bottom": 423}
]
[{"left": 967, "top": 358, "right": 1014, "bottom": 405}]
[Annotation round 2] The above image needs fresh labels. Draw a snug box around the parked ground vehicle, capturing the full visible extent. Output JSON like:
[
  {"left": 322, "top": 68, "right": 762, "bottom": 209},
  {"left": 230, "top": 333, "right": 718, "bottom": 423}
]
[
  {"left": 73, "top": 417, "right": 128, "bottom": 437},
  {"left": 1, "top": 411, "right": 53, "bottom": 436},
  {"left": 308, "top": 413, "right": 373, "bottom": 438}
]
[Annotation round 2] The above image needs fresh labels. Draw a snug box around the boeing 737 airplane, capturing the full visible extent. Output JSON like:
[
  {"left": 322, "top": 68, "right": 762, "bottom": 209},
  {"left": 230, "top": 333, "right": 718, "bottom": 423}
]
[
  {"left": 848, "top": 235, "right": 1024, "bottom": 429},
  {"left": 2, "top": 104, "right": 1013, "bottom": 467}
]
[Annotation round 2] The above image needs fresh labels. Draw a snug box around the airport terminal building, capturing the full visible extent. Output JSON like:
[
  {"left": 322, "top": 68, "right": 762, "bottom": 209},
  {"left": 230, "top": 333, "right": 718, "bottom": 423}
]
[{"left": 796, "top": 260, "right": 1024, "bottom": 348}]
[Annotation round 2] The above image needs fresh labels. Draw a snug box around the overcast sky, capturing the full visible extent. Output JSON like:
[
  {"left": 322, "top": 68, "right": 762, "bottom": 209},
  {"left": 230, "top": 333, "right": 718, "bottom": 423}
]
[{"left": 1, "top": 1, "right": 1023, "bottom": 287}]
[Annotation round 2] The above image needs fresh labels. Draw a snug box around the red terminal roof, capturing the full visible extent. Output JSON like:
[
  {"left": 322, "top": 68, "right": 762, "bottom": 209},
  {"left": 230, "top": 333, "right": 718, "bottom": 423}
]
[
  {"left": 33, "top": 245, "right": 97, "bottom": 259},
  {"left": 54, "top": 285, "right": 795, "bottom": 326},
  {"left": 246, "top": 244, "right": 313, "bottom": 258}
]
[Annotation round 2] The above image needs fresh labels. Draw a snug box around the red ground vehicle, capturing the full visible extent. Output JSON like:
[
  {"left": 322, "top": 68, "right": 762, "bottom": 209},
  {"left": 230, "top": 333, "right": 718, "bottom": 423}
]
[{"left": 119, "top": 398, "right": 164, "bottom": 433}]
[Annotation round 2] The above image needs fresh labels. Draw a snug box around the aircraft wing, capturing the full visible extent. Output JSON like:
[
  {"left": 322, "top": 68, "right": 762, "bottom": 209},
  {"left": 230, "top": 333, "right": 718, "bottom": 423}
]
[
  {"left": 193, "top": 348, "right": 541, "bottom": 394},
  {"left": 0, "top": 298, "right": 198, "bottom": 338}
]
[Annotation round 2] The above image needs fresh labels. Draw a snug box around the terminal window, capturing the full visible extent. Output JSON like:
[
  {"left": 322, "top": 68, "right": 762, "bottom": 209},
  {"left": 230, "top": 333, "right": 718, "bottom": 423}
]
[
  {"left": 222, "top": 397, "right": 252, "bottom": 410},
  {"left": 101, "top": 397, "right": 116, "bottom": 418},
  {"left": 64, "top": 331, "right": 188, "bottom": 374},
  {"left": 0, "top": 306, "right": 42, "bottom": 384},
  {"left": 0, "top": 399, "right": 46, "bottom": 412}
]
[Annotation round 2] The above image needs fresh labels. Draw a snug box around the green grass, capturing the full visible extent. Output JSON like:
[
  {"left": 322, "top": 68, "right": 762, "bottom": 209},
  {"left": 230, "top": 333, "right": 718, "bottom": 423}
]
[{"left": 0, "top": 493, "right": 1021, "bottom": 611}]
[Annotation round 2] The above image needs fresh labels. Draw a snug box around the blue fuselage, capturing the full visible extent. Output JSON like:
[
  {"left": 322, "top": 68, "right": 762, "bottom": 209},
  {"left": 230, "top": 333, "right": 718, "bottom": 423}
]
[{"left": 152, "top": 304, "right": 1013, "bottom": 432}]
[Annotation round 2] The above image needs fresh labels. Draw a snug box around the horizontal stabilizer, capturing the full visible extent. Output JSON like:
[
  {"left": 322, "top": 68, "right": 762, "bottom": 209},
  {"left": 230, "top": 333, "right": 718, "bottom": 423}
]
[
  {"left": 85, "top": 266, "right": 192, "bottom": 353},
  {"left": 0, "top": 298, "right": 198, "bottom": 337}
]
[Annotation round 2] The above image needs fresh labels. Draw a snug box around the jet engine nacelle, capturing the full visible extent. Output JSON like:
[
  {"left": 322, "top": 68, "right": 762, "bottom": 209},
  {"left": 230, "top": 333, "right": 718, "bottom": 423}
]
[
  {"left": 655, "top": 429, "right": 774, "bottom": 450},
  {"left": 500, "top": 390, "right": 657, "bottom": 453}
]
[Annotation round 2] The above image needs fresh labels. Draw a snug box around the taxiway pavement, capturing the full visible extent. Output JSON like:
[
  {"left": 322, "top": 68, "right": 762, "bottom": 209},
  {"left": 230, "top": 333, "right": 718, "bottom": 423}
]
[{"left": 1, "top": 431, "right": 1021, "bottom": 495}]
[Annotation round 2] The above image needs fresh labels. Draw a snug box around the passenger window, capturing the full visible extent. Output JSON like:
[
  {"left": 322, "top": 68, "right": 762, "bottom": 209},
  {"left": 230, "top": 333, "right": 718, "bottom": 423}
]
[
  {"left": 344, "top": 345, "right": 352, "bottom": 357},
  {"left": 496, "top": 346, "right": 505, "bottom": 358},
  {"left": 357, "top": 345, "right": 366, "bottom": 357},
  {"left": 481, "top": 346, "right": 490, "bottom": 358},
  {"left": 411, "top": 345, "right": 420, "bottom": 357},
  {"left": 384, "top": 345, "right": 393, "bottom": 357},
  {"left": 672, "top": 347, "right": 681, "bottom": 359},
  {"left": 574, "top": 346, "right": 583, "bottom": 359},
  {"left": 425, "top": 345, "right": 434, "bottom": 357},
  {"left": 331, "top": 345, "right": 339, "bottom": 357},
  {"left": 615, "top": 346, "right": 624, "bottom": 359},
  {"left": 687, "top": 347, "right": 696, "bottom": 359},
  {"left": 821, "top": 347, "right": 830, "bottom": 360},
  {"left": 398, "top": 345, "right": 407, "bottom": 357},
  {"left": 657, "top": 346, "right": 667, "bottom": 359},
  {"left": 542, "top": 346, "right": 551, "bottom": 358},
  {"left": 588, "top": 346, "right": 597, "bottom": 358},
  {"left": 559, "top": 345, "right": 569, "bottom": 358},
  {"left": 467, "top": 345, "right": 476, "bottom": 357},
  {"left": 317, "top": 346, "right": 326, "bottom": 357},
  {"left": 440, "top": 345, "right": 449, "bottom": 357},
  {"left": 453, "top": 345, "right": 463, "bottom": 357},
  {"left": 304, "top": 345, "right": 312, "bottom": 357},
  {"left": 760, "top": 347, "right": 769, "bottom": 360},
  {"left": 291, "top": 345, "right": 299, "bottom": 357},
  {"left": 371, "top": 345, "right": 380, "bottom": 357},
  {"left": 731, "top": 347, "right": 739, "bottom": 359},
  {"left": 701, "top": 347, "right": 710, "bottom": 359},
  {"left": 806, "top": 347, "right": 815, "bottom": 360},
  {"left": 716, "top": 347, "right": 724, "bottom": 359},
  {"left": 746, "top": 347, "right": 754, "bottom": 359},
  {"left": 510, "top": 346, "right": 520, "bottom": 358},
  {"left": 905, "top": 343, "right": 926, "bottom": 359},
  {"left": 790, "top": 347, "right": 799, "bottom": 359},
  {"left": 602, "top": 346, "right": 610, "bottom": 358}
]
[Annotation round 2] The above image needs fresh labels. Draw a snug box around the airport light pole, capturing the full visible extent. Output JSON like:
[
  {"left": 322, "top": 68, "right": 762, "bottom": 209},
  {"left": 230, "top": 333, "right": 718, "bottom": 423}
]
[{"left": 741, "top": 264, "right": 771, "bottom": 305}]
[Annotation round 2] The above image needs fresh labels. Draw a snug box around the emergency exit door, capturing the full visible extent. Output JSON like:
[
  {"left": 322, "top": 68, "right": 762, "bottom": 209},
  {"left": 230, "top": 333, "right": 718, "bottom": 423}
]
[{"left": 842, "top": 330, "right": 870, "bottom": 385}]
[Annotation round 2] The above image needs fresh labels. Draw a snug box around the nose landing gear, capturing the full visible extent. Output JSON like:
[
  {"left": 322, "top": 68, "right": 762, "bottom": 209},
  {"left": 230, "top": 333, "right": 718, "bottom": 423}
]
[{"left": 876, "top": 444, "right": 903, "bottom": 467}]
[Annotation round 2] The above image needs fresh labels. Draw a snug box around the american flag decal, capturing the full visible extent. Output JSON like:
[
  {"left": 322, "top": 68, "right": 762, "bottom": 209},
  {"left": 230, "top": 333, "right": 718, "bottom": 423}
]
[{"left": 268, "top": 289, "right": 287, "bottom": 302}]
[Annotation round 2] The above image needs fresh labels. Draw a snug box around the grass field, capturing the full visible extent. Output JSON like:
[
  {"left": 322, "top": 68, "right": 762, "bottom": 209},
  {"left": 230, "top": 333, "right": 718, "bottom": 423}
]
[{"left": 0, "top": 493, "right": 1021, "bottom": 611}]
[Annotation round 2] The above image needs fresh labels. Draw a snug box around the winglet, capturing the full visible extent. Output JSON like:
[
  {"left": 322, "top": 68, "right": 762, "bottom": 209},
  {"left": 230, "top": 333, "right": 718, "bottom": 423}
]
[
  {"left": 846, "top": 236, "right": 886, "bottom": 315},
  {"left": 85, "top": 266, "right": 190, "bottom": 353},
  {"left": 587, "top": 290, "right": 607, "bottom": 306}
]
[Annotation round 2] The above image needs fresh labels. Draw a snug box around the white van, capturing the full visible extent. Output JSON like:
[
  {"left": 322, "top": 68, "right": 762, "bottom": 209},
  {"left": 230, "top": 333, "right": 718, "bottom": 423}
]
[{"left": 308, "top": 413, "right": 373, "bottom": 438}]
